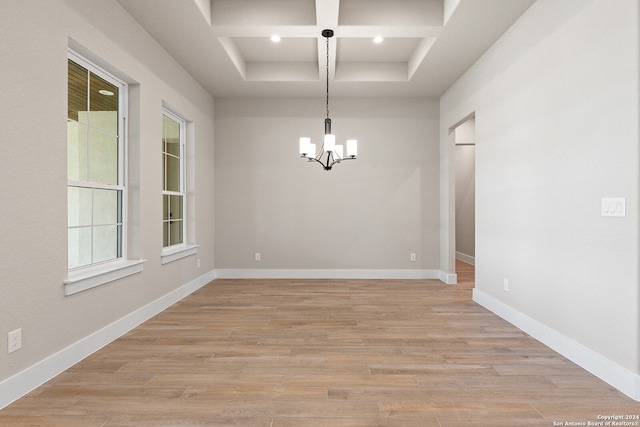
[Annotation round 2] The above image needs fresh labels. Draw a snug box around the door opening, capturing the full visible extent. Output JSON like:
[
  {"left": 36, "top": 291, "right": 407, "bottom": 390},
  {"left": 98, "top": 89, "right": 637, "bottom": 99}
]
[{"left": 453, "top": 117, "right": 475, "bottom": 286}]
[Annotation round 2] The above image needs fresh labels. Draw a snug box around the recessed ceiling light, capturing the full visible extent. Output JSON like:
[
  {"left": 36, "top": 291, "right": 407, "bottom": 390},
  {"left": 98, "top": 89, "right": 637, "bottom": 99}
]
[
  {"left": 99, "top": 89, "right": 114, "bottom": 96},
  {"left": 373, "top": 36, "right": 384, "bottom": 44},
  {"left": 271, "top": 35, "right": 281, "bottom": 43}
]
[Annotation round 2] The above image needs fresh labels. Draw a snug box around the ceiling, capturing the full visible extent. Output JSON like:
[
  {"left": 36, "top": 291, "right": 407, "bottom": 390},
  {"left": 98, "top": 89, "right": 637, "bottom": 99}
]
[{"left": 116, "top": 0, "right": 536, "bottom": 98}]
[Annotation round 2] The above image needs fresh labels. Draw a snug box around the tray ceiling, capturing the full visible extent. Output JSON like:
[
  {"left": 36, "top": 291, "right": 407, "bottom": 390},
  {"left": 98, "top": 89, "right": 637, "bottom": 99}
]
[{"left": 116, "top": 0, "right": 536, "bottom": 97}]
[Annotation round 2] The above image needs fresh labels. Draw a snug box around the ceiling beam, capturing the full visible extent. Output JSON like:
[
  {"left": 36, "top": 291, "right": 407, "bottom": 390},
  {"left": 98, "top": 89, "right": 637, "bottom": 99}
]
[{"left": 315, "top": 0, "right": 339, "bottom": 83}]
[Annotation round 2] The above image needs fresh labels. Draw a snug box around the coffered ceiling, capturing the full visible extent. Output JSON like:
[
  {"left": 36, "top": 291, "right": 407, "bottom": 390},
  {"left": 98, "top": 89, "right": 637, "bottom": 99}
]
[{"left": 116, "top": 0, "right": 536, "bottom": 98}]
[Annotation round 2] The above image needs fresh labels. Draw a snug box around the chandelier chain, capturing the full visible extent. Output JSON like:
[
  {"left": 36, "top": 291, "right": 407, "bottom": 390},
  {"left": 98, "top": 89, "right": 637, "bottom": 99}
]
[{"left": 326, "top": 35, "right": 330, "bottom": 120}]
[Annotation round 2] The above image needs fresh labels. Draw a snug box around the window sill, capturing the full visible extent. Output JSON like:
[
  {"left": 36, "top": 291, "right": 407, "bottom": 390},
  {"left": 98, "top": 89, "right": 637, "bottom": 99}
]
[
  {"left": 64, "top": 259, "right": 146, "bottom": 296},
  {"left": 161, "top": 244, "right": 199, "bottom": 265}
]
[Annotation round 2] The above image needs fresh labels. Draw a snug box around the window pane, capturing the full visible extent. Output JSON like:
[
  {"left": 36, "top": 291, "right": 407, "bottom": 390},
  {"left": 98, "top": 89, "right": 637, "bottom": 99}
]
[
  {"left": 169, "top": 195, "right": 183, "bottom": 220},
  {"left": 90, "top": 73, "right": 119, "bottom": 134},
  {"left": 163, "top": 221, "right": 169, "bottom": 247},
  {"left": 165, "top": 155, "right": 180, "bottom": 192},
  {"left": 166, "top": 140, "right": 181, "bottom": 157},
  {"left": 169, "top": 219, "right": 183, "bottom": 246},
  {"left": 93, "top": 225, "right": 120, "bottom": 263},
  {"left": 68, "top": 187, "right": 92, "bottom": 227},
  {"left": 68, "top": 60, "right": 88, "bottom": 123},
  {"left": 163, "top": 115, "right": 181, "bottom": 157},
  {"left": 88, "top": 129, "right": 118, "bottom": 185},
  {"left": 163, "top": 194, "right": 169, "bottom": 221},
  {"left": 68, "top": 227, "right": 92, "bottom": 269},
  {"left": 67, "top": 122, "right": 87, "bottom": 182},
  {"left": 94, "top": 189, "right": 120, "bottom": 225}
]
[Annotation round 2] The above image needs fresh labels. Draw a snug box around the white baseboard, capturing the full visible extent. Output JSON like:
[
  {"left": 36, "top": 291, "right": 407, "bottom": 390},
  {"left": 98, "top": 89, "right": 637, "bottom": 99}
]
[
  {"left": 215, "top": 269, "right": 443, "bottom": 280},
  {"left": 455, "top": 251, "right": 475, "bottom": 265},
  {"left": 473, "top": 289, "right": 640, "bottom": 402},
  {"left": 439, "top": 271, "right": 458, "bottom": 284},
  {"left": 0, "top": 269, "right": 216, "bottom": 410}
]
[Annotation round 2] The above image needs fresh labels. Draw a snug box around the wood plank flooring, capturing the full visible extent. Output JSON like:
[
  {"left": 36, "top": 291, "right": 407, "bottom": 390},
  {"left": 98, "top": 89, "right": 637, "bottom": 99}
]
[
  {"left": 1, "top": 263, "right": 638, "bottom": 426},
  {"left": 455, "top": 259, "right": 474, "bottom": 287}
]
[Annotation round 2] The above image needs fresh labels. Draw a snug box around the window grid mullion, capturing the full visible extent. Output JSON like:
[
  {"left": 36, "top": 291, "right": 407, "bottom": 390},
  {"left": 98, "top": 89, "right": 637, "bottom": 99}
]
[
  {"left": 68, "top": 181, "right": 124, "bottom": 191},
  {"left": 167, "top": 194, "right": 172, "bottom": 247},
  {"left": 90, "top": 187, "right": 95, "bottom": 265},
  {"left": 163, "top": 152, "right": 180, "bottom": 160},
  {"left": 85, "top": 69, "right": 91, "bottom": 183},
  {"left": 164, "top": 153, "right": 167, "bottom": 192},
  {"left": 163, "top": 118, "right": 167, "bottom": 192}
]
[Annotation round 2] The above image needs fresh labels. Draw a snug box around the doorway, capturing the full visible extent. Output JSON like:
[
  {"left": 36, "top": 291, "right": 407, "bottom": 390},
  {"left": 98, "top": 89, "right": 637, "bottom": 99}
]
[{"left": 453, "top": 117, "right": 475, "bottom": 286}]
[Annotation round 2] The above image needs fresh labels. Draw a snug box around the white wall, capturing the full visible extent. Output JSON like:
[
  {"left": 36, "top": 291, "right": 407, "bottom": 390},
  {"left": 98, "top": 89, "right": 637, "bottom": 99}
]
[
  {"left": 215, "top": 98, "right": 440, "bottom": 276},
  {"left": 0, "top": 0, "right": 215, "bottom": 404},
  {"left": 441, "top": 0, "right": 640, "bottom": 395}
]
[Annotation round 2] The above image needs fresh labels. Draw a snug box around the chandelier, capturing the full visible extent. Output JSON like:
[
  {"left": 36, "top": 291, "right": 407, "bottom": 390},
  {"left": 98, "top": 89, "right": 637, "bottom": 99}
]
[{"left": 299, "top": 29, "right": 357, "bottom": 171}]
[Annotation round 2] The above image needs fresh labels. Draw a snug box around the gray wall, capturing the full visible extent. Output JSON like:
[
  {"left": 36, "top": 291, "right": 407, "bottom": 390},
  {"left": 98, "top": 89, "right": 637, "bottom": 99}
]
[
  {"left": 0, "top": 0, "right": 216, "bottom": 383},
  {"left": 2, "top": 0, "right": 640, "bottom": 405},
  {"left": 441, "top": 0, "right": 639, "bottom": 375},
  {"left": 215, "top": 98, "right": 440, "bottom": 273}
]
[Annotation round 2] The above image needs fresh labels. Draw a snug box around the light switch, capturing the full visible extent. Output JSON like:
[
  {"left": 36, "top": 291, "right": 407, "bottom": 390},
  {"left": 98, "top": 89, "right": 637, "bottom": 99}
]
[{"left": 601, "top": 198, "right": 626, "bottom": 217}]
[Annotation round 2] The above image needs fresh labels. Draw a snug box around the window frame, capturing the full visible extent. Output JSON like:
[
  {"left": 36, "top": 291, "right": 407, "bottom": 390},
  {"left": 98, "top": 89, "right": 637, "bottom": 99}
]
[
  {"left": 65, "top": 49, "right": 144, "bottom": 295},
  {"left": 162, "top": 108, "right": 186, "bottom": 248},
  {"left": 160, "top": 107, "right": 198, "bottom": 264}
]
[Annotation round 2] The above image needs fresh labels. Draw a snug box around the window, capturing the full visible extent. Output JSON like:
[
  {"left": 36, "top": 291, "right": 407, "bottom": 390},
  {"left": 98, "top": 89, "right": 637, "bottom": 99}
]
[
  {"left": 65, "top": 51, "right": 143, "bottom": 295},
  {"left": 160, "top": 108, "right": 198, "bottom": 264},
  {"left": 162, "top": 109, "right": 185, "bottom": 248},
  {"left": 68, "top": 53, "right": 125, "bottom": 269}
]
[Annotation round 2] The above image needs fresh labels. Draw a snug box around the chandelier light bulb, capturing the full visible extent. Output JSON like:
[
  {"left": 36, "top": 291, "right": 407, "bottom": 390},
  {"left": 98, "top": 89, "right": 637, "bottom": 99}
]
[
  {"left": 299, "top": 137, "right": 311, "bottom": 156},
  {"left": 323, "top": 134, "right": 335, "bottom": 152},
  {"left": 347, "top": 140, "right": 358, "bottom": 158}
]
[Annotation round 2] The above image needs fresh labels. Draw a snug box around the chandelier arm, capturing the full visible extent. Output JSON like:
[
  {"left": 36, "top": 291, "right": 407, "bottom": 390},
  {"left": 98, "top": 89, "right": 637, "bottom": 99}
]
[
  {"left": 330, "top": 155, "right": 357, "bottom": 167},
  {"left": 304, "top": 154, "right": 335, "bottom": 171},
  {"left": 306, "top": 156, "right": 327, "bottom": 167}
]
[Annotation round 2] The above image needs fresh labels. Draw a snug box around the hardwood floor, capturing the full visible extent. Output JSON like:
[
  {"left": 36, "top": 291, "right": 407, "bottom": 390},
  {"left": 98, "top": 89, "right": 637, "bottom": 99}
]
[
  {"left": 455, "top": 259, "right": 474, "bottom": 288},
  {"left": 1, "top": 268, "right": 638, "bottom": 426}
]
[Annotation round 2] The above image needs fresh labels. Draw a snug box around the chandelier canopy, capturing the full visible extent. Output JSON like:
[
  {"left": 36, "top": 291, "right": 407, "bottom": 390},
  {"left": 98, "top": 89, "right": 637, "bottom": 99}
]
[{"left": 299, "top": 29, "right": 357, "bottom": 171}]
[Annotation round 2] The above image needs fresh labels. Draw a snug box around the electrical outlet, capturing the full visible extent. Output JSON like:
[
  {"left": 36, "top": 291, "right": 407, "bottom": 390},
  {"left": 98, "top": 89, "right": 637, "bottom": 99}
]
[
  {"left": 503, "top": 279, "right": 509, "bottom": 292},
  {"left": 8, "top": 329, "right": 21, "bottom": 354},
  {"left": 255, "top": 252, "right": 261, "bottom": 261},
  {"left": 410, "top": 253, "right": 417, "bottom": 262},
  {"left": 197, "top": 258, "right": 201, "bottom": 268}
]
